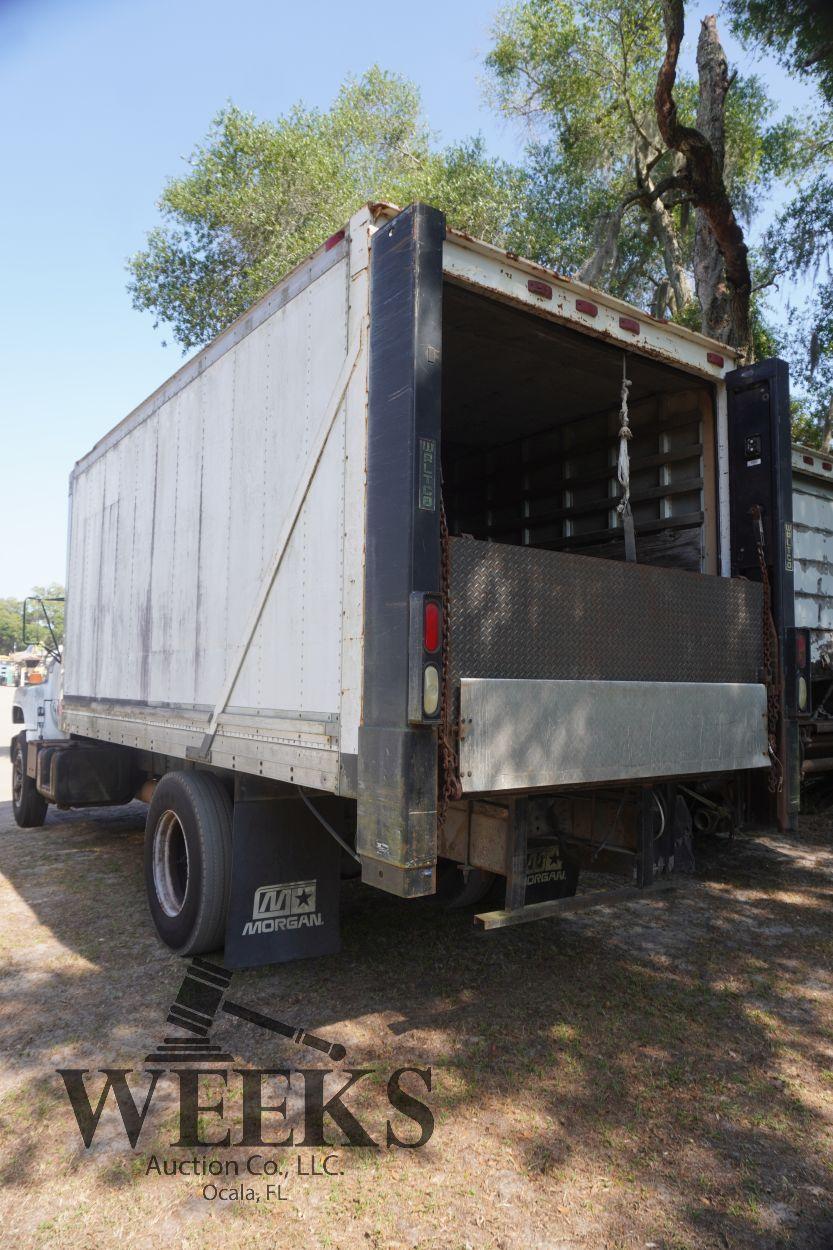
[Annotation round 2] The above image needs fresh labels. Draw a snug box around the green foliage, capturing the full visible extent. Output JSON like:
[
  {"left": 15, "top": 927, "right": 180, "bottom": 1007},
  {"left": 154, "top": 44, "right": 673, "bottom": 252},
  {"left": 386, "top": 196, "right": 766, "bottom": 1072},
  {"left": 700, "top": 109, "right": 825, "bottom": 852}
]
[
  {"left": 128, "top": 68, "right": 529, "bottom": 349},
  {"left": 725, "top": 0, "right": 833, "bottom": 444},
  {"left": 0, "top": 585, "right": 64, "bottom": 655},
  {"left": 27, "top": 585, "right": 65, "bottom": 648},
  {"left": 791, "top": 397, "right": 828, "bottom": 450},
  {"left": 0, "top": 599, "right": 22, "bottom": 655},
  {"left": 485, "top": 0, "right": 797, "bottom": 314},
  {"left": 671, "top": 286, "right": 780, "bottom": 364},
  {"left": 127, "top": 15, "right": 832, "bottom": 440},
  {"left": 487, "top": 0, "right": 670, "bottom": 300},
  {"left": 757, "top": 110, "right": 833, "bottom": 447},
  {"left": 724, "top": 0, "right": 833, "bottom": 108}
]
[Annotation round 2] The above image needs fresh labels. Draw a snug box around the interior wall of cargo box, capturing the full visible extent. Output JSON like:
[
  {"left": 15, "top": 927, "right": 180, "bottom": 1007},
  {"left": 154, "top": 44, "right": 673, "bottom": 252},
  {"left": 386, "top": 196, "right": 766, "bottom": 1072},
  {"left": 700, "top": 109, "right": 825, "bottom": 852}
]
[{"left": 441, "top": 281, "right": 718, "bottom": 573}]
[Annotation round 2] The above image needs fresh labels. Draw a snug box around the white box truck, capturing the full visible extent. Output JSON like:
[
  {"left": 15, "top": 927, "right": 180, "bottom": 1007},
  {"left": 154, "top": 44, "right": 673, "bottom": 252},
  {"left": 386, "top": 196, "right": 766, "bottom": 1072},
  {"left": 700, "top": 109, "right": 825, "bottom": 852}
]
[{"left": 11, "top": 202, "right": 806, "bottom": 966}]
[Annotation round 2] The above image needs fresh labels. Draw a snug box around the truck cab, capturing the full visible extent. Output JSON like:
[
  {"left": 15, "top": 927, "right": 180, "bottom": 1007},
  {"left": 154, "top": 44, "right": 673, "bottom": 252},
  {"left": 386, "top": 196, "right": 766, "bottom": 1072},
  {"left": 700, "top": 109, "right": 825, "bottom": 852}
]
[{"left": 10, "top": 652, "right": 67, "bottom": 825}]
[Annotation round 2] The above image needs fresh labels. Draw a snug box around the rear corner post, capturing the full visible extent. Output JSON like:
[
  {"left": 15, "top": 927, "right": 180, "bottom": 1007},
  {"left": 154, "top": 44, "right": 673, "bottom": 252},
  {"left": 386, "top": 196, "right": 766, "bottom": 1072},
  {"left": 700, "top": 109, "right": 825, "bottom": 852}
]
[
  {"left": 636, "top": 787, "right": 655, "bottom": 889},
  {"left": 357, "top": 201, "right": 446, "bottom": 897},
  {"left": 504, "top": 797, "right": 529, "bottom": 912},
  {"left": 726, "top": 356, "right": 796, "bottom": 830}
]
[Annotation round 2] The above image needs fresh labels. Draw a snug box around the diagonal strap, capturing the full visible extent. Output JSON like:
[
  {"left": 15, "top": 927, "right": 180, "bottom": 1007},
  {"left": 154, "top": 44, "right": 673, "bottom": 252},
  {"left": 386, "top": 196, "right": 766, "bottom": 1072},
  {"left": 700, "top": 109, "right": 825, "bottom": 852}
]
[
  {"left": 188, "top": 321, "right": 366, "bottom": 763},
  {"left": 620, "top": 499, "right": 637, "bottom": 563}
]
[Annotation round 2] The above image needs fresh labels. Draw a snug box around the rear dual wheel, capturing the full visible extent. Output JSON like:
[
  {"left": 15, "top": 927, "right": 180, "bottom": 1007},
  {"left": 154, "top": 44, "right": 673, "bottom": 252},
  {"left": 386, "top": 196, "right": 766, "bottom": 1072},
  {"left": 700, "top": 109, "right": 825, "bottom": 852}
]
[{"left": 144, "top": 770, "right": 232, "bottom": 956}]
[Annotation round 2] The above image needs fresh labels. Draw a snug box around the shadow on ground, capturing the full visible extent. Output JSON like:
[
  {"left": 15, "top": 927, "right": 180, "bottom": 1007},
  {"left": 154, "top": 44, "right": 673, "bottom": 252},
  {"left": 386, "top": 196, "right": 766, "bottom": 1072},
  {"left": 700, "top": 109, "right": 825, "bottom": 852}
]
[{"left": 0, "top": 797, "right": 832, "bottom": 1248}]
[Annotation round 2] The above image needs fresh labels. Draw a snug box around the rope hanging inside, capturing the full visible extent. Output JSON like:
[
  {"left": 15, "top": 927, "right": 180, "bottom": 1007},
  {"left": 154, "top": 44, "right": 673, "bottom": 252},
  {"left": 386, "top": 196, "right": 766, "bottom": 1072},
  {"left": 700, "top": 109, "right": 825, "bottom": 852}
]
[{"left": 616, "top": 353, "right": 637, "bottom": 562}]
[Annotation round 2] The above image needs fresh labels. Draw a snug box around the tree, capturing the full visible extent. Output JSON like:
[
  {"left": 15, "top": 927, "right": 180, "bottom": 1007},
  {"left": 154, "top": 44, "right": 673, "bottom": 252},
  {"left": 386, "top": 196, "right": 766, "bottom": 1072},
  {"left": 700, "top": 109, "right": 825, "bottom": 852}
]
[
  {"left": 0, "top": 598, "right": 22, "bottom": 655},
  {"left": 0, "top": 585, "right": 63, "bottom": 655},
  {"left": 654, "top": 1, "right": 753, "bottom": 357},
  {"left": 27, "top": 585, "right": 65, "bottom": 649},
  {"left": 768, "top": 151, "right": 833, "bottom": 452},
  {"left": 128, "top": 68, "right": 528, "bottom": 350},
  {"left": 724, "top": 0, "right": 833, "bottom": 107},
  {"left": 486, "top": 0, "right": 791, "bottom": 349},
  {"left": 724, "top": 3, "right": 833, "bottom": 447}
]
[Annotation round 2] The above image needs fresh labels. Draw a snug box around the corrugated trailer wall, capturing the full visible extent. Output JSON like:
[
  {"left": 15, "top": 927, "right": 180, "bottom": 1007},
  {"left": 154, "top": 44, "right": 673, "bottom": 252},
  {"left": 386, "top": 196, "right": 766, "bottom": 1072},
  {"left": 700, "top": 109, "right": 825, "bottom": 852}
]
[
  {"left": 63, "top": 211, "right": 372, "bottom": 793},
  {"left": 792, "top": 447, "right": 833, "bottom": 663}
]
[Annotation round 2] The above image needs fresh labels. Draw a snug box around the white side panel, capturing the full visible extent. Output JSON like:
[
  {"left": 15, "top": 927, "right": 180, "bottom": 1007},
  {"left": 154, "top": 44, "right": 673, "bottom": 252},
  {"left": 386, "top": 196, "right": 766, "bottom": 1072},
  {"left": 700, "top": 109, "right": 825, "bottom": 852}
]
[
  {"left": 792, "top": 459, "right": 833, "bottom": 658},
  {"left": 715, "top": 384, "right": 731, "bottom": 576},
  {"left": 64, "top": 234, "right": 369, "bottom": 793},
  {"left": 254, "top": 300, "right": 306, "bottom": 714},
  {"left": 224, "top": 323, "right": 274, "bottom": 710},
  {"left": 194, "top": 354, "right": 236, "bottom": 702},
  {"left": 339, "top": 211, "right": 373, "bottom": 755},
  {"left": 148, "top": 387, "right": 180, "bottom": 700}
]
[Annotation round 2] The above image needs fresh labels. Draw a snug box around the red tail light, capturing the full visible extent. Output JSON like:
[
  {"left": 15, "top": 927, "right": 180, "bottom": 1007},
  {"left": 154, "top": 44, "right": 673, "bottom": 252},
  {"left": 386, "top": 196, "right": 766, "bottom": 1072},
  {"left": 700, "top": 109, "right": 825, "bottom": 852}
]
[
  {"left": 423, "top": 600, "right": 441, "bottom": 652},
  {"left": 796, "top": 631, "right": 807, "bottom": 668}
]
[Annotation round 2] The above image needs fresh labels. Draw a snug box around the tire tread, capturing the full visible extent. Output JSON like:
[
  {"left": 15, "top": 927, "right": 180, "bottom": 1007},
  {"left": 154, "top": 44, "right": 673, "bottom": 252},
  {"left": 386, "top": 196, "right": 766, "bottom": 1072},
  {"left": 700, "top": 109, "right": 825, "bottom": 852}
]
[
  {"left": 11, "top": 736, "right": 49, "bottom": 828},
  {"left": 144, "top": 770, "right": 233, "bottom": 956}
]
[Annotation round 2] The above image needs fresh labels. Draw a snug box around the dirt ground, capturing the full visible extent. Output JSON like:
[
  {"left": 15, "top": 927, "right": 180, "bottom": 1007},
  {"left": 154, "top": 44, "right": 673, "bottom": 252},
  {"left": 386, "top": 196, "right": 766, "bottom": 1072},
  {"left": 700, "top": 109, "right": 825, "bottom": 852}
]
[{"left": 1, "top": 688, "right": 832, "bottom": 1249}]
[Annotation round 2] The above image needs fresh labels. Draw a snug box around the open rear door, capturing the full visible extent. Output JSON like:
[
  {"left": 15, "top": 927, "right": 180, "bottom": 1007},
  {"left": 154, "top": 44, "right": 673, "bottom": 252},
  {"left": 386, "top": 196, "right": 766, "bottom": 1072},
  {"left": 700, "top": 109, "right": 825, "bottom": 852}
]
[{"left": 727, "top": 358, "right": 796, "bottom": 829}]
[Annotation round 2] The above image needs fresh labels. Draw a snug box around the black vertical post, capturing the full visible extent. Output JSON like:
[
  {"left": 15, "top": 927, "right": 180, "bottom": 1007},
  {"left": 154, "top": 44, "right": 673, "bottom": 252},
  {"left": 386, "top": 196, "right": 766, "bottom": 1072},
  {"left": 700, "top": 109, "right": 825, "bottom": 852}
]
[
  {"left": 659, "top": 784, "right": 677, "bottom": 874},
  {"left": 504, "top": 797, "right": 529, "bottom": 912},
  {"left": 637, "top": 788, "right": 654, "bottom": 888},
  {"left": 357, "top": 203, "right": 446, "bottom": 897},
  {"left": 727, "top": 357, "right": 796, "bottom": 830}
]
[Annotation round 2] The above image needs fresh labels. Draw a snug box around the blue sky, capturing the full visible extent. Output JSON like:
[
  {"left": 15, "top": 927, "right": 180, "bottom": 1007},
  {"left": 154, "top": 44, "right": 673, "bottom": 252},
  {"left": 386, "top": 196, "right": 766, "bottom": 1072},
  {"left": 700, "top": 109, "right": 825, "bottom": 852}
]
[{"left": 0, "top": 0, "right": 817, "bottom": 596}]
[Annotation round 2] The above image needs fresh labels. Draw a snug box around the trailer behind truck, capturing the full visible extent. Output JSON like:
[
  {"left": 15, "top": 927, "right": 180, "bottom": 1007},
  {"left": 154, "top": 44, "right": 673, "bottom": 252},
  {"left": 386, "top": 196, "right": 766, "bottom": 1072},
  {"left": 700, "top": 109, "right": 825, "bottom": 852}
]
[
  {"left": 791, "top": 446, "right": 833, "bottom": 783},
  {"left": 11, "top": 201, "right": 803, "bottom": 967}
]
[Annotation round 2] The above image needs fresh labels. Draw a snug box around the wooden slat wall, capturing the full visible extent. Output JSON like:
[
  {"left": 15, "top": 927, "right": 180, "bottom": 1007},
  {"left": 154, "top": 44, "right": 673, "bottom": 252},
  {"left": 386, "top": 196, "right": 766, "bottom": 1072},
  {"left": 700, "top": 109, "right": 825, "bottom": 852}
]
[{"left": 446, "top": 388, "right": 714, "bottom": 572}]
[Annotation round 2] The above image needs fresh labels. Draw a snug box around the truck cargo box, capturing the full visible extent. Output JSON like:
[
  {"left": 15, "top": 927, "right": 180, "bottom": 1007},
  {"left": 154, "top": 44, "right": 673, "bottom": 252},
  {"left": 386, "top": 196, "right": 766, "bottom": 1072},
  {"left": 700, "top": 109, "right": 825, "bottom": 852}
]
[{"left": 60, "top": 201, "right": 795, "bottom": 917}]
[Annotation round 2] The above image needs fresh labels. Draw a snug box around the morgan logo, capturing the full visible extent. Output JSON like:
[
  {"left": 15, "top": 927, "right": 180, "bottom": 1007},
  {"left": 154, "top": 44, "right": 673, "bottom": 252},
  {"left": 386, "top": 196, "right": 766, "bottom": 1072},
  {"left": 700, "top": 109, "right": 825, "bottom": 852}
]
[
  {"left": 525, "top": 847, "right": 567, "bottom": 886},
  {"left": 242, "top": 880, "right": 323, "bottom": 936}
]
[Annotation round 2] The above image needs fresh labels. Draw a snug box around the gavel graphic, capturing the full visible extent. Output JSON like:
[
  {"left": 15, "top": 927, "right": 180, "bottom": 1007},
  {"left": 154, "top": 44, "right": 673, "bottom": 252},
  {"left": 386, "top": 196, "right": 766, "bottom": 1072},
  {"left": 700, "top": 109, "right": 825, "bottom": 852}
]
[{"left": 145, "top": 957, "right": 347, "bottom": 1065}]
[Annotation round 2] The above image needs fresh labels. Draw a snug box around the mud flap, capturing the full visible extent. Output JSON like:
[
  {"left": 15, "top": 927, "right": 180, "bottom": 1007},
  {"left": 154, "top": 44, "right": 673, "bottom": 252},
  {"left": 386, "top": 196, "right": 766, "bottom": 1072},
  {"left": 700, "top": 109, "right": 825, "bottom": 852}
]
[
  {"left": 224, "top": 784, "right": 342, "bottom": 969},
  {"left": 523, "top": 837, "right": 579, "bottom": 905}
]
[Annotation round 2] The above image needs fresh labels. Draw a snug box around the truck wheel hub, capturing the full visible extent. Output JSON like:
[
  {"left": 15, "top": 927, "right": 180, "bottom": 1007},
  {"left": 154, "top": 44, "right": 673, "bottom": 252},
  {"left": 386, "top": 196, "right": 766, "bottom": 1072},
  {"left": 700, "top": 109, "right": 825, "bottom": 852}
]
[{"left": 152, "top": 810, "right": 189, "bottom": 917}]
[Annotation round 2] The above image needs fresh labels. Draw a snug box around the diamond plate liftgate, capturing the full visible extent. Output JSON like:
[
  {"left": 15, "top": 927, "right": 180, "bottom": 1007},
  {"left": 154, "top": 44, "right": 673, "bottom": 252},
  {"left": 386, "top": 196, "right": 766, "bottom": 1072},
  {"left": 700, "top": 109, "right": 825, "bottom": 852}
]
[
  {"left": 447, "top": 537, "right": 768, "bottom": 791},
  {"left": 448, "top": 537, "right": 763, "bottom": 686}
]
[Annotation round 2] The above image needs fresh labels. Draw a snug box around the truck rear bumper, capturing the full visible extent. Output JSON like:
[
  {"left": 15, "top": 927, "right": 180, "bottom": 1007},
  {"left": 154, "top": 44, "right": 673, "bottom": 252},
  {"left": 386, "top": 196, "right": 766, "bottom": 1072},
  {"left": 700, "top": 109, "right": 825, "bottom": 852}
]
[{"left": 459, "top": 678, "right": 769, "bottom": 793}]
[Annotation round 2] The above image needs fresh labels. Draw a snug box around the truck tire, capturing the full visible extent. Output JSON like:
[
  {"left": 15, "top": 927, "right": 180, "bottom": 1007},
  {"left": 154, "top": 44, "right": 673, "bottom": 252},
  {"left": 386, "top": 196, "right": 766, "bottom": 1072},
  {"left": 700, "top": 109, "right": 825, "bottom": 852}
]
[
  {"left": 144, "top": 770, "right": 233, "bottom": 956},
  {"left": 11, "top": 735, "right": 49, "bottom": 828}
]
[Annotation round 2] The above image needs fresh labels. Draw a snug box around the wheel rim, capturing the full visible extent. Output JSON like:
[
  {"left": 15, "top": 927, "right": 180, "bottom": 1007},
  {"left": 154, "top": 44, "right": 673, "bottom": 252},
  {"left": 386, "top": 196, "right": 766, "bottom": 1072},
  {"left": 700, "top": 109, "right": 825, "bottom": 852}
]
[
  {"left": 152, "top": 809, "right": 190, "bottom": 917},
  {"left": 12, "top": 748, "right": 23, "bottom": 806}
]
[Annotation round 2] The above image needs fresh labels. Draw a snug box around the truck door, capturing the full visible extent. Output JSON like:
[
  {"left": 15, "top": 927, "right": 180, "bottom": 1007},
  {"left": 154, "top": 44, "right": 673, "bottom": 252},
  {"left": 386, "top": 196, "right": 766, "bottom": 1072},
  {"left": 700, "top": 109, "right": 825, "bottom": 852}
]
[{"left": 726, "top": 357, "right": 797, "bottom": 828}]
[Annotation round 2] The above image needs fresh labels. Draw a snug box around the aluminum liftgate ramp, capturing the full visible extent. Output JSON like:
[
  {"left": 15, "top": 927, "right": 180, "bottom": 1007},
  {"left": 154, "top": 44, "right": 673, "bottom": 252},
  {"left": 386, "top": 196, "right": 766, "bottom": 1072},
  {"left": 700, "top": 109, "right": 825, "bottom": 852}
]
[{"left": 446, "top": 537, "right": 769, "bottom": 928}]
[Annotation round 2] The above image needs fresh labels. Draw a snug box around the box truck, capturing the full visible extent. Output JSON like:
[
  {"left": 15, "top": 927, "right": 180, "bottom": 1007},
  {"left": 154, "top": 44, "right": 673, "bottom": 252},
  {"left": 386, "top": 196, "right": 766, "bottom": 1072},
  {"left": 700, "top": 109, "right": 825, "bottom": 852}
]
[{"left": 11, "top": 202, "right": 807, "bottom": 966}]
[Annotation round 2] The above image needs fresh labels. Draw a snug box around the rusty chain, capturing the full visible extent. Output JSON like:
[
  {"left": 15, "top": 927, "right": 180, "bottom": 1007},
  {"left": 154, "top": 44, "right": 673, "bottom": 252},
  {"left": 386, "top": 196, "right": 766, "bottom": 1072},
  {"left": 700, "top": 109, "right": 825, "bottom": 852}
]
[
  {"left": 750, "top": 504, "right": 784, "bottom": 794},
  {"left": 438, "top": 496, "right": 462, "bottom": 830}
]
